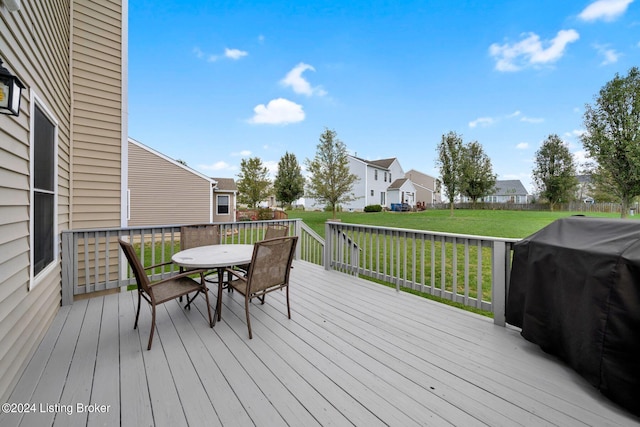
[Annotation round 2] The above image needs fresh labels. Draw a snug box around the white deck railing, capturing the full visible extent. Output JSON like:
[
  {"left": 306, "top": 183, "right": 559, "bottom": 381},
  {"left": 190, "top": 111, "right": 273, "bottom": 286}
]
[
  {"left": 60, "top": 219, "right": 319, "bottom": 305},
  {"left": 323, "top": 221, "right": 519, "bottom": 326},
  {"left": 60, "top": 219, "right": 519, "bottom": 325}
]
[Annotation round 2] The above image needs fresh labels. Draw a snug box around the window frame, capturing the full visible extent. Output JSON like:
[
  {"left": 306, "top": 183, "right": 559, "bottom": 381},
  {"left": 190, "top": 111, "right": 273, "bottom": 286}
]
[
  {"left": 30, "top": 92, "right": 59, "bottom": 290},
  {"left": 217, "top": 194, "right": 230, "bottom": 215}
]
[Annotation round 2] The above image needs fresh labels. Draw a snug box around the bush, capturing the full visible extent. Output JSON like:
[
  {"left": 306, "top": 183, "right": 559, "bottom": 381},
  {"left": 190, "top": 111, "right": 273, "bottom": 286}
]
[
  {"left": 364, "top": 204, "right": 382, "bottom": 212},
  {"left": 257, "top": 208, "right": 273, "bottom": 220}
]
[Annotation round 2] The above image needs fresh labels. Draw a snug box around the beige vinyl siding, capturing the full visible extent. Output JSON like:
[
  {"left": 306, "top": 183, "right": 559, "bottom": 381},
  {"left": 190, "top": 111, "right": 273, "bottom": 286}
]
[
  {"left": 0, "top": 0, "right": 71, "bottom": 403},
  {"left": 70, "top": 0, "right": 123, "bottom": 229},
  {"left": 128, "top": 143, "right": 212, "bottom": 226},
  {"left": 0, "top": 0, "right": 126, "bottom": 403}
]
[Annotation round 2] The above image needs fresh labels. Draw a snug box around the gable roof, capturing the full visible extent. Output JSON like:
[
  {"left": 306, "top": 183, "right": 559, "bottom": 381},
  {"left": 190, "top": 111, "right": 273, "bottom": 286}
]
[
  {"left": 388, "top": 178, "right": 409, "bottom": 190},
  {"left": 212, "top": 177, "right": 238, "bottom": 192},
  {"left": 350, "top": 155, "right": 396, "bottom": 170},
  {"left": 128, "top": 137, "right": 216, "bottom": 184},
  {"left": 492, "top": 180, "right": 528, "bottom": 196}
]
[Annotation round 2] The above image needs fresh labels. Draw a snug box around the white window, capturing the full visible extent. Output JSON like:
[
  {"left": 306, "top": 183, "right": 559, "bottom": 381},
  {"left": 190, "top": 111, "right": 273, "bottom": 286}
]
[
  {"left": 374, "top": 170, "right": 378, "bottom": 180},
  {"left": 217, "top": 194, "right": 230, "bottom": 214},
  {"left": 370, "top": 190, "right": 374, "bottom": 196},
  {"left": 30, "top": 96, "right": 58, "bottom": 288}
]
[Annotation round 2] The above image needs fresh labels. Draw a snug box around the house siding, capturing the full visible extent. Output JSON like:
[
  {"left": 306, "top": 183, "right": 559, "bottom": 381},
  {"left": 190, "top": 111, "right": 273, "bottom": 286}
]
[
  {"left": 70, "top": 0, "right": 124, "bottom": 229},
  {"left": 0, "top": 0, "right": 126, "bottom": 403},
  {"left": 0, "top": 0, "right": 71, "bottom": 403},
  {"left": 128, "top": 141, "right": 212, "bottom": 226}
]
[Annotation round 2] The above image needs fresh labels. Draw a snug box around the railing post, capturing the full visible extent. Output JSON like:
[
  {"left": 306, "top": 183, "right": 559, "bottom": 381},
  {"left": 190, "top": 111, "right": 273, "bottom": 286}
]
[
  {"left": 294, "top": 219, "right": 302, "bottom": 260},
  {"left": 324, "top": 221, "right": 333, "bottom": 271},
  {"left": 492, "top": 241, "right": 507, "bottom": 326},
  {"left": 61, "top": 231, "right": 74, "bottom": 306}
]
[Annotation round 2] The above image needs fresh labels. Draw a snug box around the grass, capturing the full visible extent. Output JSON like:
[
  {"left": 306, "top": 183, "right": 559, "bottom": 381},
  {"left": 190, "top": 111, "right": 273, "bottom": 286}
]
[
  {"left": 287, "top": 208, "right": 626, "bottom": 239},
  {"left": 287, "top": 208, "right": 630, "bottom": 317}
]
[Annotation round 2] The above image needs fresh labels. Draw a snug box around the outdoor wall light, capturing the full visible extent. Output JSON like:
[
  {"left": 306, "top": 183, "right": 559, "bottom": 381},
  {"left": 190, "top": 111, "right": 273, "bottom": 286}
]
[{"left": 0, "top": 58, "right": 25, "bottom": 116}]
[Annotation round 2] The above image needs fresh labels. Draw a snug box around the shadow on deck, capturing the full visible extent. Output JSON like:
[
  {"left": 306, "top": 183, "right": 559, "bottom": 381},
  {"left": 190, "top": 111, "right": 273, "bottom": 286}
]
[{"left": 2, "top": 261, "right": 638, "bottom": 426}]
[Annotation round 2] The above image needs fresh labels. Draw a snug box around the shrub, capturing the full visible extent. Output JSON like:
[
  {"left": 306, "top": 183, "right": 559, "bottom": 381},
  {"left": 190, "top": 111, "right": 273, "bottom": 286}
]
[{"left": 364, "top": 204, "right": 382, "bottom": 212}]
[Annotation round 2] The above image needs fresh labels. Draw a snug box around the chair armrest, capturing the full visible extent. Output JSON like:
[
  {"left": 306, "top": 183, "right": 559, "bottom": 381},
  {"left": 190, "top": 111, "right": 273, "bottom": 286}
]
[
  {"left": 224, "top": 268, "right": 247, "bottom": 282},
  {"left": 143, "top": 260, "right": 174, "bottom": 270},
  {"left": 148, "top": 268, "right": 209, "bottom": 287}
]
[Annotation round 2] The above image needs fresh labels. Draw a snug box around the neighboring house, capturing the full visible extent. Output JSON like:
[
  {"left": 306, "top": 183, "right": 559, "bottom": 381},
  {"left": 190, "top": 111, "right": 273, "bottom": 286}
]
[
  {"left": 482, "top": 180, "right": 529, "bottom": 204},
  {"left": 405, "top": 169, "right": 441, "bottom": 205},
  {"left": 307, "top": 156, "right": 405, "bottom": 211},
  {"left": 0, "top": 1, "right": 127, "bottom": 402},
  {"left": 387, "top": 178, "right": 417, "bottom": 207},
  {"left": 305, "top": 155, "right": 439, "bottom": 211},
  {"left": 212, "top": 177, "right": 238, "bottom": 223},
  {"left": 128, "top": 138, "right": 237, "bottom": 225}
]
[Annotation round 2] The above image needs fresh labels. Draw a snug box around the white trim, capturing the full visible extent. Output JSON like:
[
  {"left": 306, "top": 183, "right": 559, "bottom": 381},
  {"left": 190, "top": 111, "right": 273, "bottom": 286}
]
[
  {"left": 120, "top": 0, "right": 129, "bottom": 227},
  {"left": 29, "top": 91, "right": 59, "bottom": 290}
]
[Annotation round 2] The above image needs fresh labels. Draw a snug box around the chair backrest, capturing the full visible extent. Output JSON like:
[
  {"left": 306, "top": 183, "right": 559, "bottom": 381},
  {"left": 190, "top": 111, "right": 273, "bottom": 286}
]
[
  {"left": 264, "top": 224, "right": 289, "bottom": 240},
  {"left": 181, "top": 224, "right": 220, "bottom": 250},
  {"left": 246, "top": 236, "right": 298, "bottom": 294},
  {"left": 118, "top": 238, "right": 151, "bottom": 293}
]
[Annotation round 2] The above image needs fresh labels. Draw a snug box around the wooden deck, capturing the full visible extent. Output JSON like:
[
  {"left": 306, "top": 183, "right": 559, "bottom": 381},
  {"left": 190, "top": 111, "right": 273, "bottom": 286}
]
[{"left": 3, "top": 261, "right": 638, "bottom": 427}]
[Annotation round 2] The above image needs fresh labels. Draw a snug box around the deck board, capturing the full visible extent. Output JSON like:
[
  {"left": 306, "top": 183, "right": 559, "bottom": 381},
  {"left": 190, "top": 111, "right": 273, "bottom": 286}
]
[{"left": 2, "top": 261, "right": 639, "bottom": 427}]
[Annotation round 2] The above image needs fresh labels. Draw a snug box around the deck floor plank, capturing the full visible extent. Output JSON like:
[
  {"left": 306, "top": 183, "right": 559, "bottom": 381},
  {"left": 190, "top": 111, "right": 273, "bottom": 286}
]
[
  {"left": 4, "top": 261, "right": 640, "bottom": 427},
  {"left": 87, "top": 287, "right": 120, "bottom": 427}
]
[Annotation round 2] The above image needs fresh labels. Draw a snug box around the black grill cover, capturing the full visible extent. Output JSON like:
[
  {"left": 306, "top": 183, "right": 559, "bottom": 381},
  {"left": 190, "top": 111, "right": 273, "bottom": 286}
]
[{"left": 507, "top": 216, "right": 640, "bottom": 415}]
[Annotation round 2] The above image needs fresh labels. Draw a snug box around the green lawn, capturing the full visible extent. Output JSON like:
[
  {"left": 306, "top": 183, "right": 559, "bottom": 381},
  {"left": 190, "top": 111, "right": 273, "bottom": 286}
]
[{"left": 288, "top": 208, "right": 626, "bottom": 239}]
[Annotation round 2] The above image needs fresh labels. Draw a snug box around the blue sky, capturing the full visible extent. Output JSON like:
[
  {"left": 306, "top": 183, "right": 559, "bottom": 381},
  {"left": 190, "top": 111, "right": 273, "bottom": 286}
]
[{"left": 128, "top": 0, "right": 639, "bottom": 193}]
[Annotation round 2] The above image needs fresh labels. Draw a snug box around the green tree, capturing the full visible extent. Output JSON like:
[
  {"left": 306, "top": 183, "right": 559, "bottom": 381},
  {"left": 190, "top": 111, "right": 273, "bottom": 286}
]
[
  {"left": 532, "top": 134, "right": 578, "bottom": 211},
  {"left": 460, "top": 141, "right": 496, "bottom": 207},
  {"left": 274, "top": 152, "right": 305, "bottom": 208},
  {"left": 436, "top": 131, "right": 464, "bottom": 215},
  {"left": 237, "top": 157, "right": 272, "bottom": 208},
  {"left": 581, "top": 67, "right": 640, "bottom": 218},
  {"left": 305, "top": 128, "right": 359, "bottom": 219}
]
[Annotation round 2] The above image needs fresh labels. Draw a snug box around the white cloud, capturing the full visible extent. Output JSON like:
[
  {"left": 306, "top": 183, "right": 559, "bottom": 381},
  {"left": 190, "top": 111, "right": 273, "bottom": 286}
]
[
  {"left": 193, "top": 47, "right": 248, "bottom": 62},
  {"left": 280, "top": 63, "right": 327, "bottom": 96},
  {"left": 231, "top": 150, "right": 252, "bottom": 156},
  {"left": 225, "top": 48, "right": 248, "bottom": 60},
  {"left": 507, "top": 110, "right": 521, "bottom": 118},
  {"left": 489, "top": 30, "right": 580, "bottom": 72},
  {"left": 593, "top": 44, "right": 621, "bottom": 65},
  {"left": 193, "top": 47, "right": 205, "bottom": 59},
  {"left": 264, "top": 160, "right": 279, "bottom": 177},
  {"left": 520, "top": 116, "right": 544, "bottom": 123},
  {"left": 579, "top": 0, "right": 634, "bottom": 22},
  {"left": 469, "top": 117, "right": 495, "bottom": 128},
  {"left": 516, "top": 142, "right": 529, "bottom": 149},
  {"left": 564, "top": 129, "right": 587, "bottom": 139},
  {"left": 248, "top": 98, "right": 305, "bottom": 125},
  {"left": 198, "top": 160, "right": 234, "bottom": 171}
]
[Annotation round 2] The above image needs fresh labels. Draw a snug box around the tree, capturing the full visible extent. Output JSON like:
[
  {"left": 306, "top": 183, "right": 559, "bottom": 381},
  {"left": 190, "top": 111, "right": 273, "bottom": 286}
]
[
  {"left": 581, "top": 67, "right": 640, "bottom": 218},
  {"left": 236, "top": 157, "right": 272, "bottom": 208},
  {"left": 435, "top": 131, "right": 464, "bottom": 215},
  {"left": 460, "top": 141, "right": 496, "bottom": 207},
  {"left": 532, "top": 134, "right": 578, "bottom": 211},
  {"left": 274, "top": 152, "right": 305, "bottom": 208},
  {"left": 305, "top": 128, "right": 359, "bottom": 219}
]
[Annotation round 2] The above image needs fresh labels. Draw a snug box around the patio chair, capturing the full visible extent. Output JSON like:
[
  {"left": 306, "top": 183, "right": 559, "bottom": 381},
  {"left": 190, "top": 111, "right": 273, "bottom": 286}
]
[
  {"left": 118, "top": 238, "right": 213, "bottom": 350},
  {"left": 264, "top": 223, "right": 289, "bottom": 239},
  {"left": 224, "top": 236, "right": 298, "bottom": 339},
  {"left": 235, "top": 224, "right": 290, "bottom": 274},
  {"left": 180, "top": 224, "right": 220, "bottom": 284}
]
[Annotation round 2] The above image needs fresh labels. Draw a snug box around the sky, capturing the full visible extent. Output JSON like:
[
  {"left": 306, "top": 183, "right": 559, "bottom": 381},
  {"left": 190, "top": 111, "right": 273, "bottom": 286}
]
[{"left": 128, "top": 0, "right": 639, "bottom": 194}]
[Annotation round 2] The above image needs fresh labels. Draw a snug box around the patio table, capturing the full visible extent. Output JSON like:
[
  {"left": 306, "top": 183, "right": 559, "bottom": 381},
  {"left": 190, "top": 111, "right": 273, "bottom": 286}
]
[{"left": 172, "top": 244, "right": 254, "bottom": 323}]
